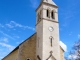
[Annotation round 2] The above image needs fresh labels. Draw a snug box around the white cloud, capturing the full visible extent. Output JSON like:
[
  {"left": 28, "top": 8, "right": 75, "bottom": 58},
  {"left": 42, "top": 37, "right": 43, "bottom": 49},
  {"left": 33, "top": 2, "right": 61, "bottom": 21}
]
[
  {"left": 24, "top": 26, "right": 35, "bottom": 31},
  {"left": 0, "top": 30, "right": 15, "bottom": 40},
  {"left": 10, "top": 21, "right": 23, "bottom": 27},
  {"left": 6, "top": 21, "right": 35, "bottom": 31},
  {"left": 6, "top": 24, "right": 14, "bottom": 28},
  {"left": 30, "top": 0, "right": 38, "bottom": 8},
  {"left": 0, "top": 37, "right": 8, "bottom": 43},
  {"left": 0, "top": 42, "right": 15, "bottom": 51},
  {"left": 68, "top": 54, "right": 77, "bottom": 59},
  {"left": 60, "top": 41, "right": 67, "bottom": 52},
  {"left": 0, "top": 21, "right": 35, "bottom": 31},
  {"left": 3, "top": 37, "right": 8, "bottom": 43}
]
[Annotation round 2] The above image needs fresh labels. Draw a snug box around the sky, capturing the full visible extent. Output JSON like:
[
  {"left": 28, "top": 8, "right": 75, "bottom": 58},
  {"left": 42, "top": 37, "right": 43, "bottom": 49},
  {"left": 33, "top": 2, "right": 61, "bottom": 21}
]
[{"left": 0, "top": 0, "right": 80, "bottom": 60}]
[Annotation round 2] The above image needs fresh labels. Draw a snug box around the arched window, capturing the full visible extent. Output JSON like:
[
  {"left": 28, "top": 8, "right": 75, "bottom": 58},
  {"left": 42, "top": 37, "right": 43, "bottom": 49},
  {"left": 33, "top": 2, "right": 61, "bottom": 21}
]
[
  {"left": 51, "top": 11, "right": 55, "bottom": 19},
  {"left": 37, "top": 13, "right": 40, "bottom": 22},
  {"left": 27, "top": 59, "right": 30, "bottom": 60},
  {"left": 40, "top": 10, "right": 42, "bottom": 19},
  {"left": 49, "top": 36, "right": 53, "bottom": 47},
  {"left": 51, "top": 38, "right": 52, "bottom": 47},
  {"left": 46, "top": 9, "right": 50, "bottom": 18},
  {"left": 26, "top": 58, "right": 30, "bottom": 60},
  {"left": 37, "top": 10, "right": 42, "bottom": 23}
]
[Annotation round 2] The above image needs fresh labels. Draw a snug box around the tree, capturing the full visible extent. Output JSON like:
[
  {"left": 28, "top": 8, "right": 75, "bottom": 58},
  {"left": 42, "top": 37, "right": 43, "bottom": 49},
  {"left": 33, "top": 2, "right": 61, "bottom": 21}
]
[{"left": 65, "top": 40, "right": 80, "bottom": 60}]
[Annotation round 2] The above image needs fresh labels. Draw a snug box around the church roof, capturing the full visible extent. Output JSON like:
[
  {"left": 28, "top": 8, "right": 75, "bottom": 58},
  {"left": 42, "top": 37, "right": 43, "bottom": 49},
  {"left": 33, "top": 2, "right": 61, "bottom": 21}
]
[
  {"left": 36, "top": 0, "right": 58, "bottom": 12},
  {"left": 60, "top": 41, "right": 67, "bottom": 52},
  {"left": 2, "top": 33, "right": 36, "bottom": 60}
]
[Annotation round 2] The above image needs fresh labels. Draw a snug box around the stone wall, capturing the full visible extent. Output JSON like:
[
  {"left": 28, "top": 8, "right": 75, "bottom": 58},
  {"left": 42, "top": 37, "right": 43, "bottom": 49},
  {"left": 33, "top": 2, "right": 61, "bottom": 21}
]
[
  {"left": 60, "top": 47, "right": 64, "bottom": 60},
  {"left": 2, "top": 49, "right": 19, "bottom": 60},
  {"left": 18, "top": 33, "right": 36, "bottom": 60}
]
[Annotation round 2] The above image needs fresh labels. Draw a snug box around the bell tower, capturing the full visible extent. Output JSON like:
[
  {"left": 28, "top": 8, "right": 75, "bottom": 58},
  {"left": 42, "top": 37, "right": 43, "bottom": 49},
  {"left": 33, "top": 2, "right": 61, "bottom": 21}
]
[{"left": 36, "top": 0, "right": 60, "bottom": 60}]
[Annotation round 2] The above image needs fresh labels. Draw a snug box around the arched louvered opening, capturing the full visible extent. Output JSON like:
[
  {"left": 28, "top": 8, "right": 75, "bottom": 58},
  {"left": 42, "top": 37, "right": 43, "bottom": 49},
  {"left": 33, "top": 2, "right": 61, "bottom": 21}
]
[
  {"left": 51, "top": 11, "right": 55, "bottom": 19},
  {"left": 40, "top": 10, "right": 42, "bottom": 19},
  {"left": 46, "top": 9, "right": 50, "bottom": 18},
  {"left": 37, "top": 13, "right": 40, "bottom": 22}
]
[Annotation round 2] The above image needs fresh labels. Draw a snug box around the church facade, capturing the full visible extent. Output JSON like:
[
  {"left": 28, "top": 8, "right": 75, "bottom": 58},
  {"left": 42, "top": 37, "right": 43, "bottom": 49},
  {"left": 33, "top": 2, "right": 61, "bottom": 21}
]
[{"left": 2, "top": 0, "right": 65, "bottom": 60}]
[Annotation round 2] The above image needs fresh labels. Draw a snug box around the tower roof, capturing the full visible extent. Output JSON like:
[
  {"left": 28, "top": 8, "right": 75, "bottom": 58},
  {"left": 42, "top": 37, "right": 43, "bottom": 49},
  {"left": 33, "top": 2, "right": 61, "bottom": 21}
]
[
  {"left": 36, "top": 0, "right": 58, "bottom": 11},
  {"left": 42, "top": 0, "right": 57, "bottom": 6}
]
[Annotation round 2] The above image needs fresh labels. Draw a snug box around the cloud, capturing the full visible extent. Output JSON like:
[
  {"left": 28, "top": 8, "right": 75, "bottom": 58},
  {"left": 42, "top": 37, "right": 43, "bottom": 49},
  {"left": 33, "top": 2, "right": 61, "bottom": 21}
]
[
  {"left": 10, "top": 21, "right": 23, "bottom": 27},
  {"left": 30, "top": 0, "right": 39, "bottom": 8},
  {"left": 68, "top": 54, "right": 77, "bottom": 59},
  {"left": 24, "top": 26, "right": 35, "bottom": 31},
  {"left": 6, "top": 24, "right": 14, "bottom": 28},
  {"left": 6, "top": 21, "right": 22, "bottom": 28},
  {"left": 6, "top": 21, "right": 35, "bottom": 31},
  {"left": 3, "top": 37, "right": 8, "bottom": 43},
  {"left": 0, "top": 37, "right": 9, "bottom": 43},
  {"left": 0, "top": 31, "right": 15, "bottom": 40},
  {"left": 0, "top": 43, "right": 15, "bottom": 60},
  {"left": 60, "top": 41, "right": 67, "bottom": 52},
  {"left": 0, "top": 42, "right": 15, "bottom": 51}
]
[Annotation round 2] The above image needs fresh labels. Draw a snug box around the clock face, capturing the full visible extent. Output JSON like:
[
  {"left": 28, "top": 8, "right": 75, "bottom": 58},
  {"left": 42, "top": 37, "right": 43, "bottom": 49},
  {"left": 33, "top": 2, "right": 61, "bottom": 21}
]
[{"left": 49, "top": 26, "right": 54, "bottom": 32}]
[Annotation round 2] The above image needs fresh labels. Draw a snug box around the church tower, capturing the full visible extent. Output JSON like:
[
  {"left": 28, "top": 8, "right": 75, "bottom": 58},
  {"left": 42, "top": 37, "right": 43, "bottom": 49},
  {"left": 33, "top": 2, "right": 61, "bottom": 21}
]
[{"left": 36, "top": 0, "right": 60, "bottom": 60}]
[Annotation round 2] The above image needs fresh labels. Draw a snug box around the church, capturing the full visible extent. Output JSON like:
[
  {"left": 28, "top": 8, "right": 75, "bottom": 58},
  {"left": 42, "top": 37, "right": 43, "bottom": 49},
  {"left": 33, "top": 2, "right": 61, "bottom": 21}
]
[{"left": 2, "top": 0, "right": 66, "bottom": 60}]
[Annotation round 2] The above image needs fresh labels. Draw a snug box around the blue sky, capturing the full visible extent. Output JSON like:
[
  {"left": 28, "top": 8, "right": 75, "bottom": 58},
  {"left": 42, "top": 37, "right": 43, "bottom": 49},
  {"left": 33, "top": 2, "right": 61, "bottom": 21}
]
[{"left": 0, "top": 0, "right": 80, "bottom": 59}]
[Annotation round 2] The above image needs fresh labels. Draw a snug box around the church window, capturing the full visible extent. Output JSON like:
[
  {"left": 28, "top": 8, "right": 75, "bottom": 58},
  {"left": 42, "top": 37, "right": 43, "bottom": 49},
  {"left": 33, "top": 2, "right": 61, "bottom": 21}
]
[
  {"left": 37, "top": 10, "right": 42, "bottom": 23},
  {"left": 26, "top": 58, "right": 30, "bottom": 60},
  {"left": 40, "top": 10, "right": 42, "bottom": 19},
  {"left": 27, "top": 59, "right": 29, "bottom": 60},
  {"left": 51, "top": 38, "right": 52, "bottom": 47},
  {"left": 51, "top": 11, "right": 55, "bottom": 19},
  {"left": 37, "top": 13, "right": 40, "bottom": 22},
  {"left": 49, "top": 36, "right": 53, "bottom": 47},
  {"left": 46, "top": 9, "right": 50, "bottom": 18}
]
